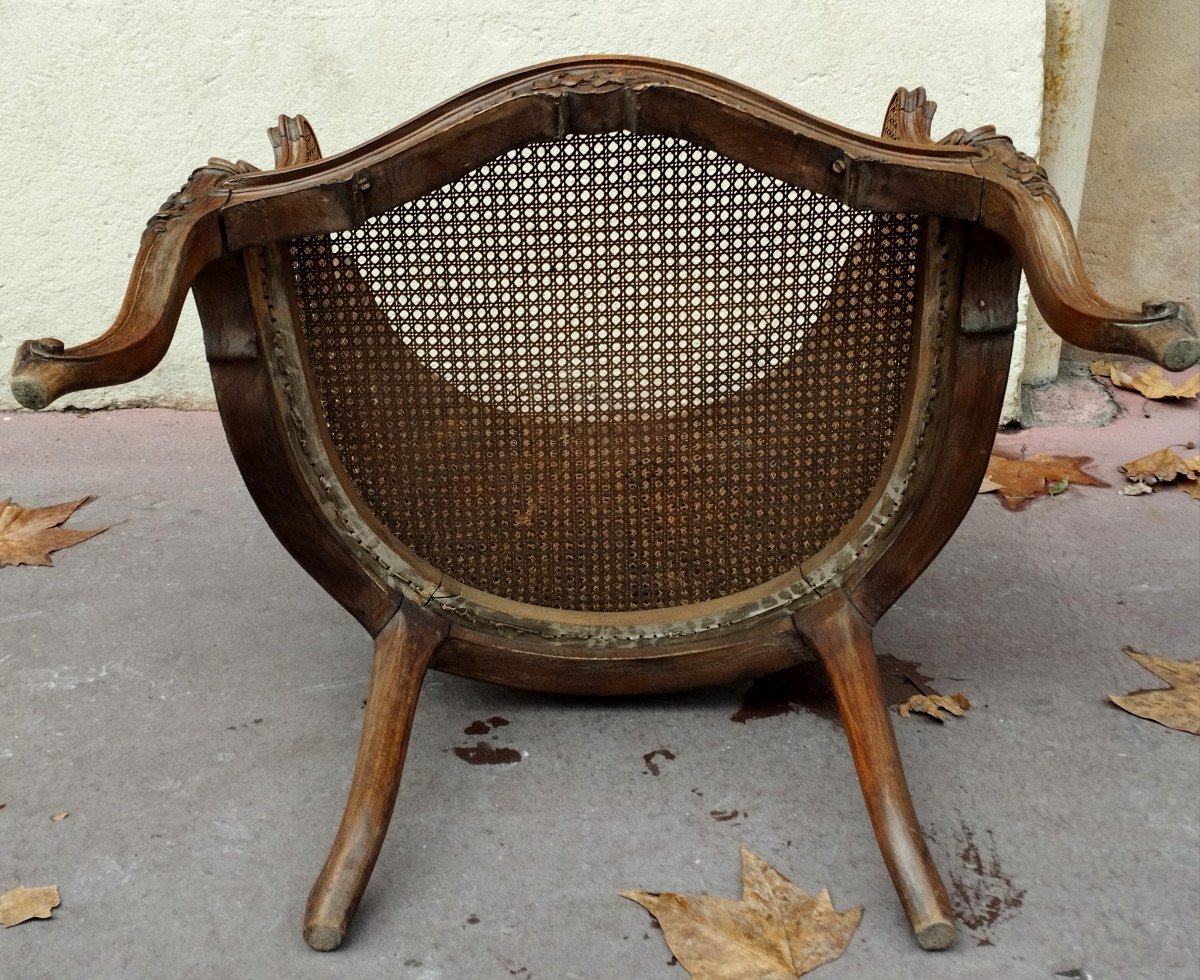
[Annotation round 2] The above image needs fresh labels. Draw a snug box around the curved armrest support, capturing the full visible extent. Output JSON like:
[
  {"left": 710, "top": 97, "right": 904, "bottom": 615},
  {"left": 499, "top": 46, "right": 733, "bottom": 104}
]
[
  {"left": 965, "top": 128, "right": 1197, "bottom": 369},
  {"left": 979, "top": 166, "right": 1197, "bottom": 369},
  {"left": 9, "top": 158, "right": 254, "bottom": 409},
  {"left": 881, "top": 89, "right": 1198, "bottom": 371}
]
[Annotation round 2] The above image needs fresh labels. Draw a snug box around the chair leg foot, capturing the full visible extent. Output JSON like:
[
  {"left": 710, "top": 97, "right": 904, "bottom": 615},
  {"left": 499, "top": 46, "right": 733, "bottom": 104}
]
[
  {"left": 793, "top": 593, "right": 956, "bottom": 951},
  {"left": 303, "top": 603, "right": 447, "bottom": 951}
]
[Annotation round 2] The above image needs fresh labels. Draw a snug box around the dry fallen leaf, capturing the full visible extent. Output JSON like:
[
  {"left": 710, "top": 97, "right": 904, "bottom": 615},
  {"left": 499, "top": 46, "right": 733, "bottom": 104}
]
[
  {"left": 0, "top": 497, "right": 109, "bottom": 567},
  {"left": 50, "top": 811, "right": 69, "bottom": 822},
  {"left": 1118, "top": 481, "right": 1154, "bottom": 496},
  {"left": 1090, "top": 360, "right": 1200, "bottom": 400},
  {"left": 1118, "top": 447, "right": 1200, "bottom": 501},
  {"left": 622, "top": 847, "right": 862, "bottom": 978},
  {"left": 898, "top": 693, "right": 970, "bottom": 722},
  {"left": 0, "top": 885, "right": 61, "bottom": 927},
  {"left": 1120, "top": 447, "right": 1200, "bottom": 483},
  {"left": 1110, "top": 647, "right": 1200, "bottom": 736},
  {"left": 979, "top": 453, "right": 1109, "bottom": 511}
]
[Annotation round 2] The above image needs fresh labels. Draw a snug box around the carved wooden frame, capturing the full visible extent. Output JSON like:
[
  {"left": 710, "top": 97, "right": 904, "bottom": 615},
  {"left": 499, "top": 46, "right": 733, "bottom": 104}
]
[{"left": 10, "top": 56, "right": 1197, "bottom": 955}]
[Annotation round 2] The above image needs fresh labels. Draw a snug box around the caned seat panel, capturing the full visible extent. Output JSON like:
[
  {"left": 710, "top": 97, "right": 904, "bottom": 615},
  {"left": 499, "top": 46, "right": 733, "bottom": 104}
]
[{"left": 290, "top": 131, "right": 921, "bottom": 612}]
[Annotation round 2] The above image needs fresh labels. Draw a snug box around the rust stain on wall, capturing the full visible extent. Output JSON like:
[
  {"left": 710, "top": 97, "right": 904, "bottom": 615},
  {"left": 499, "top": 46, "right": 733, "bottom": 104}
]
[{"left": 1042, "top": 4, "right": 1077, "bottom": 157}]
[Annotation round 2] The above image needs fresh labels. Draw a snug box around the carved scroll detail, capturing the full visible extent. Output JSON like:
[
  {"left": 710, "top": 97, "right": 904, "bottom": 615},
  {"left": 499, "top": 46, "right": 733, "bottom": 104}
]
[
  {"left": 268, "top": 114, "right": 323, "bottom": 168},
  {"left": 881, "top": 86, "right": 937, "bottom": 143},
  {"left": 879, "top": 88, "right": 1057, "bottom": 201},
  {"left": 939, "top": 126, "right": 1058, "bottom": 201},
  {"left": 144, "top": 158, "right": 258, "bottom": 240}
]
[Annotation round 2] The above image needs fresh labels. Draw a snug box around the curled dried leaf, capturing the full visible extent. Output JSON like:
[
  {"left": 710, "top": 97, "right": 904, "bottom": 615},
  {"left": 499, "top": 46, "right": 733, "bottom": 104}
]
[
  {"left": 1090, "top": 360, "right": 1200, "bottom": 400},
  {"left": 50, "top": 811, "right": 69, "bottom": 822},
  {"left": 1119, "top": 447, "right": 1200, "bottom": 483},
  {"left": 898, "top": 693, "right": 971, "bottom": 722},
  {"left": 1118, "top": 448, "right": 1200, "bottom": 502}
]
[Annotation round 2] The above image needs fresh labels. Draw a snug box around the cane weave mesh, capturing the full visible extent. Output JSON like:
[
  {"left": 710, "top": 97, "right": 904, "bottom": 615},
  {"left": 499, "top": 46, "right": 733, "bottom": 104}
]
[{"left": 290, "top": 132, "right": 921, "bottom": 612}]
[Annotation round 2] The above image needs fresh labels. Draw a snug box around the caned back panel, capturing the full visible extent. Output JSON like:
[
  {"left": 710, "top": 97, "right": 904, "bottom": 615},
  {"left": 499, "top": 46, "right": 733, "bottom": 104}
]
[{"left": 290, "top": 132, "right": 922, "bottom": 612}]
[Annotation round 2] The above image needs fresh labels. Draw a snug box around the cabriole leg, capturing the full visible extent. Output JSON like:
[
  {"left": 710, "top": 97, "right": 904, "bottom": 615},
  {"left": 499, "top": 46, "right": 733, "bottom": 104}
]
[
  {"left": 792, "top": 592, "right": 956, "bottom": 950},
  {"left": 304, "top": 603, "right": 447, "bottom": 951}
]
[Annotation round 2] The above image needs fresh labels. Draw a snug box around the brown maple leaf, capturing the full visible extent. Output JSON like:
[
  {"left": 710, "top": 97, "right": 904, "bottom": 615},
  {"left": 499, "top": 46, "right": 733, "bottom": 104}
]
[
  {"left": 1109, "top": 647, "right": 1200, "bottom": 736},
  {"left": 0, "top": 885, "right": 61, "bottom": 927},
  {"left": 898, "top": 693, "right": 970, "bottom": 722},
  {"left": 978, "top": 453, "right": 1109, "bottom": 511},
  {"left": 0, "top": 497, "right": 109, "bottom": 567},
  {"left": 622, "top": 848, "right": 862, "bottom": 978},
  {"left": 1090, "top": 360, "right": 1200, "bottom": 400}
]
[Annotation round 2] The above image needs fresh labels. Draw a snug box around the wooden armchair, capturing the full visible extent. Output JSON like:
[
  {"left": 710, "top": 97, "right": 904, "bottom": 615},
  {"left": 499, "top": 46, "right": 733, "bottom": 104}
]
[{"left": 11, "top": 57, "right": 1197, "bottom": 954}]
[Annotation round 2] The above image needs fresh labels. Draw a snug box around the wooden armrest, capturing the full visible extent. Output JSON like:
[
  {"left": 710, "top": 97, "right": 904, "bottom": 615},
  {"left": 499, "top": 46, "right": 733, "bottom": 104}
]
[
  {"left": 882, "top": 87, "right": 1198, "bottom": 371},
  {"left": 978, "top": 153, "right": 1196, "bottom": 369},
  {"left": 9, "top": 159, "right": 253, "bottom": 409},
  {"left": 8, "top": 114, "right": 321, "bottom": 411}
]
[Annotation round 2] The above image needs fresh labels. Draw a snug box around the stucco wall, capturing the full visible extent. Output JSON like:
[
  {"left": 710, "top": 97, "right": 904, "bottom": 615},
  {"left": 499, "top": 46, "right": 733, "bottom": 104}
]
[
  {"left": 0, "top": 0, "right": 1044, "bottom": 411},
  {"left": 1073, "top": 0, "right": 1200, "bottom": 351}
]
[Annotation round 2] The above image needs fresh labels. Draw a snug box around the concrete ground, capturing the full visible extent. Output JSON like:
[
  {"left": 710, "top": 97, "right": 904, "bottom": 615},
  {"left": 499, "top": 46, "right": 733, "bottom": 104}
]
[{"left": 1, "top": 379, "right": 1197, "bottom": 979}]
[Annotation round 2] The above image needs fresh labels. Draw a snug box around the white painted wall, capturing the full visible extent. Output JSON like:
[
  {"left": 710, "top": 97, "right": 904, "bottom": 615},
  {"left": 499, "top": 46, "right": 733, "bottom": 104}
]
[{"left": 0, "top": 0, "right": 1044, "bottom": 412}]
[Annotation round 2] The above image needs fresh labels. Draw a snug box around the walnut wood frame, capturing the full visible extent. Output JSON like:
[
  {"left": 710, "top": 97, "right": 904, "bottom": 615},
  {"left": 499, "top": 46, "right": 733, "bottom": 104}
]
[{"left": 11, "top": 56, "right": 1197, "bottom": 955}]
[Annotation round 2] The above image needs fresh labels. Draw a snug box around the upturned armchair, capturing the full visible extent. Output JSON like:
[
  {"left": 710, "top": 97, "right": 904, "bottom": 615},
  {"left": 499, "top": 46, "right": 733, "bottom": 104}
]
[{"left": 11, "top": 56, "right": 1197, "bottom": 953}]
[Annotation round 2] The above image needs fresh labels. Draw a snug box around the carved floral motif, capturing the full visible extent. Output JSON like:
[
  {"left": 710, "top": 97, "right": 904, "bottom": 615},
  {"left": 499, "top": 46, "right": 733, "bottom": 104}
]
[
  {"left": 144, "top": 157, "right": 258, "bottom": 240},
  {"left": 529, "top": 66, "right": 645, "bottom": 94},
  {"left": 938, "top": 125, "right": 1058, "bottom": 201},
  {"left": 879, "top": 87, "right": 1058, "bottom": 202}
]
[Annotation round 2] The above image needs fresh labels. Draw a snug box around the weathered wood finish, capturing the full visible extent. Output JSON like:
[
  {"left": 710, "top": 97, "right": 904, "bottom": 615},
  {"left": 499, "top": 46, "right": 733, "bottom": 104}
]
[
  {"left": 10, "top": 159, "right": 253, "bottom": 409},
  {"left": 8, "top": 56, "right": 1197, "bottom": 955},
  {"left": 242, "top": 210, "right": 953, "bottom": 652},
  {"left": 849, "top": 227, "right": 1020, "bottom": 623},
  {"left": 879, "top": 84, "right": 1196, "bottom": 367},
  {"left": 303, "top": 601, "right": 447, "bottom": 951},
  {"left": 437, "top": 612, "right": 808, "bottom": 696},
  {"left": 193, "top": 255, "right": 398, "bottom": 633},
  {"left": 793, "top": 593, "right": 956, "bottom": 950}
]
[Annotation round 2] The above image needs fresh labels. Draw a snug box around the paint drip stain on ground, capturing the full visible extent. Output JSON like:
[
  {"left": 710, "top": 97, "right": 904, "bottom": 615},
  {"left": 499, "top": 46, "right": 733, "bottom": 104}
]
[
  {"left": 454, "top": 716, "right": 521, "bottom": 765},
  {"left": 730, "top": 655, "right": 939, "bottom": 724},
  {"left": 929, "top": 819, "right": 1025, "bottom": 945}
]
